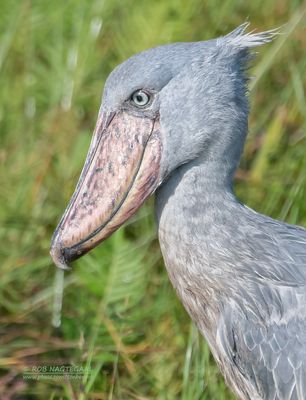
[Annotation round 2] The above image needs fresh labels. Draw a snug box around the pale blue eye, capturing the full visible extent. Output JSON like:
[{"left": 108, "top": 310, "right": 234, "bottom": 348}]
[{"left": 131, "top": 90, "right": 150, "bottom": 107}]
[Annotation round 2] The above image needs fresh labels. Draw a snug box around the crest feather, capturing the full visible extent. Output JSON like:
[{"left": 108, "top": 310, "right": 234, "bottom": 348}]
[{"left": 219, "top": 23, "right": 281, "bottom": 49}]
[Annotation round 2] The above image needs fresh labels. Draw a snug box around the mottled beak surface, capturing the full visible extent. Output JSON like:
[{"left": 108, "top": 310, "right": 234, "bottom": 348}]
[{"left": 50, "top": 110, "right": 161, "bottom": 269}]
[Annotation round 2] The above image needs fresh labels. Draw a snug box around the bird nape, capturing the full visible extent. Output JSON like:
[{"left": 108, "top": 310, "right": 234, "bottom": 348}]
[{"left": 50, "top": 23, "right": 306, "bottom": 400}]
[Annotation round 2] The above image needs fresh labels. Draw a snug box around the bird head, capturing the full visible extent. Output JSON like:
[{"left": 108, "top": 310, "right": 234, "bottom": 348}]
[{"left": 50, "top": 23, "right": 277, "bottom": 269}]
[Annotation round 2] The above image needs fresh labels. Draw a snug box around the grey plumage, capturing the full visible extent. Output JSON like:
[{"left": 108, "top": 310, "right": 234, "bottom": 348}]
[
  {"left": 153, "top": 25, "right": 306, "bottom": 399},
  {"left": 51, "top": 23, "right": 306, "bottom": 399},
  {"left": 155, "top": 166, "right": 306, "bottom": 399}
]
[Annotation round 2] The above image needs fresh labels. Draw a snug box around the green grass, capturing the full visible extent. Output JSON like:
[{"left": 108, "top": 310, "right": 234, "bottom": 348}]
[{"left": 1, "top": 1, "right": 305, "bottom": 399}]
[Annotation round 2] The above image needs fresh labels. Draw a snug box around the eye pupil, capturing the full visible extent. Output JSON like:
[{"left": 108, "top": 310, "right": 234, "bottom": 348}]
[{"left": 131, "top": 90, "right": 150, "bottom": 107}]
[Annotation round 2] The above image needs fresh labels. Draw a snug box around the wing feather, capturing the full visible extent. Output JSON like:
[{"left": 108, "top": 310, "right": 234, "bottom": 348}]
[{"left": 215, "top": 210, "right": 306, "bottom": 399}]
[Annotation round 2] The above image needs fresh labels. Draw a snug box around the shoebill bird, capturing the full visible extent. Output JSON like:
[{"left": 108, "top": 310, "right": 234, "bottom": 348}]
[{"left": 50, "top": 24, "right": 306, "bottom": 400}]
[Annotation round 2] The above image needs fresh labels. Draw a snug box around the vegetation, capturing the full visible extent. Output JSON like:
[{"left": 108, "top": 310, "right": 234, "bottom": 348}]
[{"left": 1, "top": 1, "right": 305, "bottom": 399}]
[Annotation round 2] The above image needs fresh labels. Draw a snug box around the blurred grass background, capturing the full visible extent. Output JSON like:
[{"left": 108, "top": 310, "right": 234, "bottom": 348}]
[{"left": 0, "top": 0, "right": 305, "bottom": 399}]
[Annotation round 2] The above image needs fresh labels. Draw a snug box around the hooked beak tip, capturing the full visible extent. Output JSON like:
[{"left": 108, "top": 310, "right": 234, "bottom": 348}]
[{"left": 50, "top": 240, "right": 72, "bottom": 271}]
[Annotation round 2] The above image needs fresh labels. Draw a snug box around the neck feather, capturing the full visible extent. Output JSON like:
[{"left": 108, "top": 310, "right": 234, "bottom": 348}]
[{"left": 155, "top": 155, "right": 238, "bottom": 226}]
